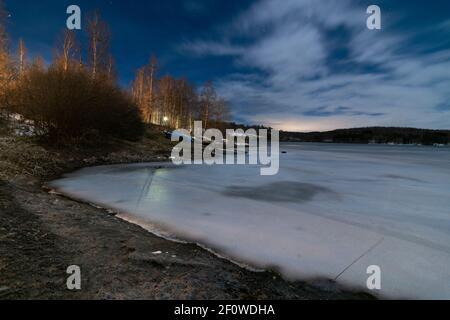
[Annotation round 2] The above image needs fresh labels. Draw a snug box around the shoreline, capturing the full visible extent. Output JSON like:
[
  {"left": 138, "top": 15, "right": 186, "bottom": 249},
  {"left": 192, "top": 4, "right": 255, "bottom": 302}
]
[
  {"left": 0, "top": 133, "right": 374, "bottom": 300},
  {"left": 45, "top": 188, "right": 268, "bottom": 275}
]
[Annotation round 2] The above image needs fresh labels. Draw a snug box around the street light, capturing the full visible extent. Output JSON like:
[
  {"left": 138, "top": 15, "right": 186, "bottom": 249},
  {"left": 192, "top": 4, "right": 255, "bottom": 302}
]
[{"left": 163, "top": 116, "right": 169, "bottom": 123}]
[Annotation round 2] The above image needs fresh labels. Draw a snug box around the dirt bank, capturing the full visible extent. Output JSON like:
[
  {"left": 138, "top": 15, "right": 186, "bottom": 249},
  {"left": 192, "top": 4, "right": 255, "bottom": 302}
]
[{"left": 0, "top": 130, "right": 373, "bottom": 299}]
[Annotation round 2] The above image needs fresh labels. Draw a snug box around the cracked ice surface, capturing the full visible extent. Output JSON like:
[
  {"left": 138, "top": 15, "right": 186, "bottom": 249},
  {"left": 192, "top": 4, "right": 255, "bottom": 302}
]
[{"left": 50, "top": 143, "right": 450, "bottom": 299}]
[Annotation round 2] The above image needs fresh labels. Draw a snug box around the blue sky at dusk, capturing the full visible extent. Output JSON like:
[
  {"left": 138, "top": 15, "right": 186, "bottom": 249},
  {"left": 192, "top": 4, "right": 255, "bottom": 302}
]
[{"left": 4, "top": 0, "right": 450, "bottom": 131}]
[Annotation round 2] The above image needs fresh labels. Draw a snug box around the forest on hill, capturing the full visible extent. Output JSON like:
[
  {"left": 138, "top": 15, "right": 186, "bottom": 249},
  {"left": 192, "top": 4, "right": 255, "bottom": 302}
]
[{"left": 280, "top": 127, "right": 450, "bottom": 145}]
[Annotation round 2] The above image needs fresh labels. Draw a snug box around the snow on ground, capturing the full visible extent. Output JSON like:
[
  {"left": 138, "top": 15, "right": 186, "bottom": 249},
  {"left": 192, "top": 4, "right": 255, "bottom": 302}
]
[{"left": 50, "top": 143, "right": 450, "bottom": 299}]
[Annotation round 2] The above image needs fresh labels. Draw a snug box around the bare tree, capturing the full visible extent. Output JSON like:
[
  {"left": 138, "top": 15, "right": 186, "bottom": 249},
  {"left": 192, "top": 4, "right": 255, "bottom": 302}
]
[
  {"left": 107, "top": 55, "right": 117, "bottom": 81},
  {"left": 0, "top": 0, "right": 8, "bottom": 53},
  {"left": 18, "top": 39, "right": 27, "bottom": 76},
  {"left": 199, "top": 81, "right": 217, "bottom": 128},
  {"left": 146, "top": 56, "right": 158, "bottom": 122},
  {"left": 56, "top": 30, "right": 80, "bottom": 72},
  {"left": 87, "top": 11, "right": 111, "bottom": 80},
  {"left": 132, "top": 56, "right": 158, "bottom": 123},
  {"left": 33, "top": 56, "right": 45, "bottom": 71},
  {"left": 0, "top": 1, "right": 15, "bottom": 111},
  {"left": 210, "top": 97, "right": 231, "bottom": 129},
  {"left": 132, "top": 68, "right": 145, "bottom": 110},
  {"left": 157, "top": 75, "right": 175, "bottom": 126}
]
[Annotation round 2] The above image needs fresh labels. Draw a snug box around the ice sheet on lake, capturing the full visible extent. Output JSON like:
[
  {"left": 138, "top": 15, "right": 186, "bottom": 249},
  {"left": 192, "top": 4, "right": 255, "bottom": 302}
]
[{"left": 50, "top": 144, "right": 450, "bottom": 299}]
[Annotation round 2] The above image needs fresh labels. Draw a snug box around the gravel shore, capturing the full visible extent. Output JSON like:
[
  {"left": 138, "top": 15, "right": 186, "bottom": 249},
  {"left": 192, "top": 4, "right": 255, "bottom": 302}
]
[{"left": 0, "top": 130, "right": 373, "bottom": 299}]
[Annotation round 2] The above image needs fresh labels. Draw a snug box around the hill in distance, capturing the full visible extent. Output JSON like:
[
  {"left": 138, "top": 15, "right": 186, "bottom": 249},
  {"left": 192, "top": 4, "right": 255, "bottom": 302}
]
[{"left": 279, "top": 127, "right": 450, "bottom": 145}]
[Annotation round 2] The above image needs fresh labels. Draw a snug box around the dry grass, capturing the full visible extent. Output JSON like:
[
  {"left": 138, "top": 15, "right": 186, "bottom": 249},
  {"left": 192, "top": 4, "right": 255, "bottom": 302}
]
[{"left": 0, "top": 125, "right": 173, "bottom": 181}]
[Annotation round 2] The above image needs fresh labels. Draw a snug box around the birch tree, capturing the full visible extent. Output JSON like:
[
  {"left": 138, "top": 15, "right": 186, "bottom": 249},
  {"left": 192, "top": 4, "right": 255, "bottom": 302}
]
[
  {"left": 18, "top": 39, "right": 27, "bottom": 76},
  {"left": 56, "top": 30, "right": 80, "bottom": 72},
  {"left": 0, "top": 2, "right": 15, "bottom": 110},
  {"left": 199, "top": 81, "right": 217, "bottom": 128},
  {"left": 132, "top": 56, "right": 158, "bottom": 123},
  {"left": 131, "top": 65, "right": 230, "bottom": 129},
  {"left": 87, "top": 11, "right": 111, "bottom": 80}
]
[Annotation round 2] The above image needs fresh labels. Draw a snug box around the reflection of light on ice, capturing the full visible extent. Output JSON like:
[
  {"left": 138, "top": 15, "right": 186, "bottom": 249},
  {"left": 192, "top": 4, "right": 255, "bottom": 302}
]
[{"left": 50, "top": 144, "right": 450, "bottom": 299}]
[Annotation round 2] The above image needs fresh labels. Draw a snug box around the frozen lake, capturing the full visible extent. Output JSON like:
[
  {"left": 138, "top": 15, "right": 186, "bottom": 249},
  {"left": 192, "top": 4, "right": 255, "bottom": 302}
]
[{"left": 50, "top": 143, "right": 450, "bottom": 299}]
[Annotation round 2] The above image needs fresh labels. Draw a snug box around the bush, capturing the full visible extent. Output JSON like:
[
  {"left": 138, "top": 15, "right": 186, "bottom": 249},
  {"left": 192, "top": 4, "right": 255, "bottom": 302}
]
[{"left": 7, "top": 65, "right": 144, "bottom": 142}]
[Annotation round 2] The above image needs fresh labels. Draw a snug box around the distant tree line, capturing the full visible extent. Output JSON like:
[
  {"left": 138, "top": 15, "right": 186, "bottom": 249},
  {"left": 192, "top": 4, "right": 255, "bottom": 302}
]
[{"left": 280, "top": 127, "right": 450, "bottom": 145}]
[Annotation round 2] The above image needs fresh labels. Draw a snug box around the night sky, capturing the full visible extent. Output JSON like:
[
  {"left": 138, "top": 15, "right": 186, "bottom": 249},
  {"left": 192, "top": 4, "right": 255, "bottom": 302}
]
[{"left": 4, "top": 0, "right": 450, "bottom": 131}]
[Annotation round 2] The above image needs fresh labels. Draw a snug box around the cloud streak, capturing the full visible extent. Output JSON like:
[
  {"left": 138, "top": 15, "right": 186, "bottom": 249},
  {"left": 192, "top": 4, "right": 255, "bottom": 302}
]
[{"left": 182, "top": 0, "right": 450, "bottom": 131}]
